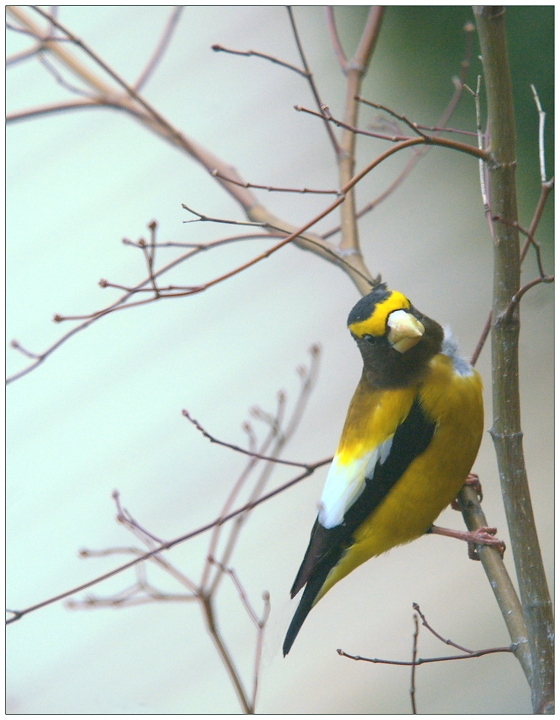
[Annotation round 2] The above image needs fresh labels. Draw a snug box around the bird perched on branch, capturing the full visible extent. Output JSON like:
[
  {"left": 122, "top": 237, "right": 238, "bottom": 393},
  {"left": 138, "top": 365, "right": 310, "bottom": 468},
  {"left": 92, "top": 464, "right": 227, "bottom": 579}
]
[{"left": 283, "top": 283, "right": 486, "bottom": 656}]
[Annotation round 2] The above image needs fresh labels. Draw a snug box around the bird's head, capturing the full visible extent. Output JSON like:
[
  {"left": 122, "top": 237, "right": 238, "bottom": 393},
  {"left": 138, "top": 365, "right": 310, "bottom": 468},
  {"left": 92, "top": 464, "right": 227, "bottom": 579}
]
[{"left": 347, "top": 283, "right": 444, "bottom": 388}]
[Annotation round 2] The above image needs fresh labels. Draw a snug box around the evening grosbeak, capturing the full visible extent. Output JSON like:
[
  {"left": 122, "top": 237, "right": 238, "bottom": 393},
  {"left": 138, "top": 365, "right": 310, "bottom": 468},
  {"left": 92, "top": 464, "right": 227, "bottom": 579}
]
[{"left": 283, "top": 283, "right": 484, "bottom": 656}]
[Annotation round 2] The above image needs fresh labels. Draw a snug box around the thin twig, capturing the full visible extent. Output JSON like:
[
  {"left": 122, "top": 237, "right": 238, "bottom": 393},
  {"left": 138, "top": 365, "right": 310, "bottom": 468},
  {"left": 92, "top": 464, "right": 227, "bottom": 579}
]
[
  {"left": 8, "top": 130, "right": 485, "bottom": 383},
  {"left": 211, "top": 168, "right": 339, "bottom": 195},
  {"left": 71, "top": 490, "right": 263, "bottom": 713},
  {"left": 6, "top": 456, "right": 331, "bottom": 624},
  {"left": 470, "top": 312, "right": 492, "bottom": 367},
  {"left": 499, "top": 275, "right": 554, "bottom": 323},
  {"left": 354, "top": 98, "right": 431, "bottom": 139},
  {"left": 296, "top": 103, "right": 409, "bottom": 142},
  {"left": 338, "top": 601, "right": 515, "bottom": 682},
  {"left": 208, "top": 347, "right": 321, "bottom": 596},
  {"left": 182, "top": 411, "right": 313, "bottom": 468},
  {"left": 207, "top": 557, "right": 262, "bottom": 626},
  {"left": 464, "top": 77, "right": 491, "bottom": 223},
  {"left": 337, "top": 646, "right": 514, "bottom": 666},
  {"left": 113, "top": 491, "right": 164, "bottom": 546},
  {"left": 7, "top": 230, "right": 284, "bottom": 383},
  {"left": 7, "top": 98, "right": 104, "bottom": 123},
  {"left": 324, "top": 21, "right": 474, "bottom": 239},
  {"left": 133, "top": 7, "right": 183, "bottom": 91},
  {"left": 211, "top": 42, "right": 307, "bottom": 77},
  {"left": 182, "top": 203, "right": 267, "bottom": 228},
  {"left": 530, "top": 84, "right": 547, "bottom": 184},
  {"left": 252, "top": 592, "right": 270, "bottom": 710},
  {"left": 295, "top": 104, "right": 488, "bottom": 160},
  {"left": 38, "top": 52, "right": 97, "bottom": 98},
  {"left": 410, "top": 613, "right": 419, "bottom": 714},
  {"left": 324, "top": 7, "right": 347, "bottom": 72},
  {"left": 413, "top": 603, "right": 472, "bottom": 653},
  {"left": 199, "top": 393, "right": 285, "bottom": 591},
  {"left": 21, "top": 152, "right": 398, "bottom": 326},
  {"left": 205, "top": 557, "right": 271, "bottom": 711},
  {"left": 200, "top": 593, "right": 252, "bottom": 713},
  {"left": 5, "top": 20, "right": 70, "bottom": 42},
  {"left": 6, "top": 44, "right": 42, "bottom": 66},
  {"left": 520, "top": 178, "right": 554, "bottom": 263},
  {"left": 492, "top": 216, "right": 547, "bottom": 278},
  {"left": 471, "top": 178, "right": 554, "bottom": 367},
  {"left": 287, "top": 6, "right": 340, "bottom": 155}
]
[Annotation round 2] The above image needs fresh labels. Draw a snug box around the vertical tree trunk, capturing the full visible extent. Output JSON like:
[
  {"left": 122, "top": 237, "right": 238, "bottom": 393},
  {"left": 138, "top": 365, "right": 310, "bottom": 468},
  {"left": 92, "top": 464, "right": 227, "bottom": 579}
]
[{"left": 473, "top": 6, "right": 554, "bottom": 714}]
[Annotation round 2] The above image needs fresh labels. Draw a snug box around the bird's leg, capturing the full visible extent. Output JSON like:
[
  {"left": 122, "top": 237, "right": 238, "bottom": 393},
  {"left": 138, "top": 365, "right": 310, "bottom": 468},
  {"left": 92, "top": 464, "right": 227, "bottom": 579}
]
[
  {"left": 451, "top": 473, "right": 482, "bottom": 510},
  {"left": 427, "top": 523, "right": 506, "bottom": 560}
]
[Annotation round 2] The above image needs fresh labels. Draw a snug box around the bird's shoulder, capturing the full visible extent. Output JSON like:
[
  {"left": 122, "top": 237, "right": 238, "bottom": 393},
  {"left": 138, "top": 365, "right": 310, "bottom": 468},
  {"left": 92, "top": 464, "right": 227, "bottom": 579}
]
[
  {"left": 420, "top": 336, "right": 483, "bottom": 424},
  {"left": 337, "top": 378, "right": 416, "bottom": 458}
]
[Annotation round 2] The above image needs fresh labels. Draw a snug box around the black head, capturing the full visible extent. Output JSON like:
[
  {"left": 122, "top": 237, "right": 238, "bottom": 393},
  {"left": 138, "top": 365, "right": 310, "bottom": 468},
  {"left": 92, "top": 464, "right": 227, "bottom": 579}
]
[{"left": 347, "top": 285, "right": 443, "bottom": 388}]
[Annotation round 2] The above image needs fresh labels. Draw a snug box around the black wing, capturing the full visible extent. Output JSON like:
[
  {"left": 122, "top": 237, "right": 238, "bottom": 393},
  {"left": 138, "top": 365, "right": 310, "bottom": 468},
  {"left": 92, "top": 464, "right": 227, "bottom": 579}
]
[{"left": 283, "top": 396, "right": 435, "bottom": 655}]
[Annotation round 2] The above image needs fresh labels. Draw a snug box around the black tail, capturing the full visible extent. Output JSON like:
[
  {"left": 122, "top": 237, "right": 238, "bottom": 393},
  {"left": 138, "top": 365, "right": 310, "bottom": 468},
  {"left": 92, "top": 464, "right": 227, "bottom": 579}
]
[{"left": 283, "top": 562, "right": 332, "bottom": 656}]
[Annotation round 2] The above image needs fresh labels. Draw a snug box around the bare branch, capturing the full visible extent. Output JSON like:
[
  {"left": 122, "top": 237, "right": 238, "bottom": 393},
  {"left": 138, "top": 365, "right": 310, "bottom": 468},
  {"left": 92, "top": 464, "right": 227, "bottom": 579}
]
[
  {"left": 413, "top": 603, "right": 474, "bottom": 654},
  {"left": 211, "top": 168, "right": 339, "bottom": 195},
  {"left": 530, "top": 84, "right": 547, "bottom": 183},
  {"left": 7, "top": 6, "right": 375, "bottom": 298},
  {"left": 5, "top": 20, "right": 70, "bottom": 42},
  {"left": 182, "top": 410, "right": 314, "bottom": 468},
  {"left": 181, "top": 203, "right": 266, "bottom": 227},
  {"left": 252, "top": 591, "right": 270, "bottom": 709},
  {"left": 287, "top": 6, "right": 340, "bottom": 155},
  {"left": 7, "top": 98, "right": 100, "bottom": 123},
  {"left": 207, "top": 346, "right": 321, "bottom": 596},
  {"left": 499, "top": 275, "right": 554, "bottom": 324},
  {"left": 133, "top": 7, "right": 183, "bottom": 91},
  {"left": 340, "top": 603, "right": 514, "bottom": 679},
  {"left": 7, "top": 229, "right": 285, "bottom": 384},
  {"left": 38, "top": 52, "right": 97, "bottom": 98},
  {"left": 471, "top": 178, "right": 554, "bottom": 367},
  {"left": 410, "top": 613, "right": 419, "bottom": 714},
  {"left": 324, "top": 7, "right": 347, "bottom": 72},
  {"left": 464, "top": 77, "right": 491, "bottom": 226},
  {"left": 296, "top": 104, "right": 488, "bottom": 160},
  {"left": 492, "top": 216, "right": 548, "bottom": 279},
  {"left": 337, "top": 645, "right": 514, "bottom": 666},
  {"left": 296, "top": 103, "right": 409, "bottom": 142},
  {"left": 8, "top": 87, "right": 492, "bottom": 386},
  {"left": 354, "top": 98, "right": 431, "bottom": 139},
  {"left": 6, "top": 456, "right": 331, "bottom": 624},
  {"left": 6, "top": 44, "right": 42, "bottom": 66},
  {"left": 324, "top": 21, "right": 475, "bottom": 238},
  {"left": 470, "top": 312, "right": 492, "bottom": 367},
  {"left": 211, "top": 43, "right": 307, "bottom": 77}
]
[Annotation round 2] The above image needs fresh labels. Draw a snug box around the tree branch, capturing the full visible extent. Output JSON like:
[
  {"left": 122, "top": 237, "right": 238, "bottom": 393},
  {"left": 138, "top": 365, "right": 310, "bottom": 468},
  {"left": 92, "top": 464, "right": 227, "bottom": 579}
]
[{"left": 474, "top": 6, "right": 554, "bottom": 713}]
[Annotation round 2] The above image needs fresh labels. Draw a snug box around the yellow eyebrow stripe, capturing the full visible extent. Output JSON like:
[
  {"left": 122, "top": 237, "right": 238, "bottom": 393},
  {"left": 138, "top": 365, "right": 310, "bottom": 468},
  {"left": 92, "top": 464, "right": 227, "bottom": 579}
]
[{"left": 348, "top": 290, "right": 410, "bottom": 337}]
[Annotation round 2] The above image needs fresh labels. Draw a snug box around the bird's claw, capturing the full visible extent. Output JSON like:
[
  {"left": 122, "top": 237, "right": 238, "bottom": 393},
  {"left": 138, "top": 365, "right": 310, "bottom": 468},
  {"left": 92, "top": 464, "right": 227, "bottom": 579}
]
[
  {"left": 452, "top": 473, "right": 483, "bottom": 510},
  {"left": 467, "top": 526, "right": 506, "bottom": 561}
]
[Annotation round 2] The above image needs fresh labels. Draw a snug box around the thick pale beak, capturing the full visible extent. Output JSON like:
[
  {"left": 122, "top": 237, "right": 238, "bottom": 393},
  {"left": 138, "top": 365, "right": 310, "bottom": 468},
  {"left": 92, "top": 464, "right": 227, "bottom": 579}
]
[{"left": 387, "top": 310, "right": 425, "bottom": 353}]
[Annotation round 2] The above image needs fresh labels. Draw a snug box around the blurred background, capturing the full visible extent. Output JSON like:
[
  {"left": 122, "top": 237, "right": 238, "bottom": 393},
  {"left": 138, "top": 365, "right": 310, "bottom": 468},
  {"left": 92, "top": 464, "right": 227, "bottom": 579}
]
[{"left": 6, "top": 6, "right": 553, "bottom": 714}]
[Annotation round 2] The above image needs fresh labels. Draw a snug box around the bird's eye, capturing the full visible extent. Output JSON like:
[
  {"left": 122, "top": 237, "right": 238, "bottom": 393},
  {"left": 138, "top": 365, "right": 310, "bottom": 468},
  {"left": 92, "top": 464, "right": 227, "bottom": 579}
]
[{"left": 363, "top": 334, "right": 375, "bottom": 345}]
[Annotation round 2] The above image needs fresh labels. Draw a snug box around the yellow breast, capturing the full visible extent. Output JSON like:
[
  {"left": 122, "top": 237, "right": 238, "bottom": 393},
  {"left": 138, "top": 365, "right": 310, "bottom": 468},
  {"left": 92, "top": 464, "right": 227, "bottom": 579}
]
[{"left": 316, "top": 353, "right": 483, "bottom": 603}]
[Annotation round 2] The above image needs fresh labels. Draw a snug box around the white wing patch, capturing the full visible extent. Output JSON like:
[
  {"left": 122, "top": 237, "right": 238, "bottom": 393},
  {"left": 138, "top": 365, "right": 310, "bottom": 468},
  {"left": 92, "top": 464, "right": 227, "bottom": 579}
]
[{"left": 318, "top": 436, "right": 394, "bottom": 529}]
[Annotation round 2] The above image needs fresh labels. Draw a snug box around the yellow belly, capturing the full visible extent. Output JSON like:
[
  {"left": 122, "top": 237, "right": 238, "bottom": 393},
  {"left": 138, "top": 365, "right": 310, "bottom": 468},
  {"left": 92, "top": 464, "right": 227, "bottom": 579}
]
[{"left": 315, "top": 354, "right": 483, "bottom": 604}]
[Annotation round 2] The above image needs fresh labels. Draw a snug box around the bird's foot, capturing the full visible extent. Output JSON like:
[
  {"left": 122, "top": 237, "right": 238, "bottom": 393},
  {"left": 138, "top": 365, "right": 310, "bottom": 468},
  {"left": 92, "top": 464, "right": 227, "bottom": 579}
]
[
  {"left": 451, "top": 473, "right": 482, "bottom": 510},
  {"left": 428, "top": 523, "right": 506, "bottom": 561}
]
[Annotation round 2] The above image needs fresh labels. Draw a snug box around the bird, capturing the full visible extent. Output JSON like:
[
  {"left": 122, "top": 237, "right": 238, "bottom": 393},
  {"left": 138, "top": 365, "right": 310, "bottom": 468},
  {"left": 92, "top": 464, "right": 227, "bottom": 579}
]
[{"left": 283, "top": 282, "right": 484, "bottom": 656}]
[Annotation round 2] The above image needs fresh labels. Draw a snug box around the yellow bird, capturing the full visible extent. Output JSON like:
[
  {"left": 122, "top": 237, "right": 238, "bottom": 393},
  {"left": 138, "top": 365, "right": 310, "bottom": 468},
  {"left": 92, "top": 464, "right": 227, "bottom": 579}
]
[{"left": 283, "top": 283, "right": 484, "bottom": 656}]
